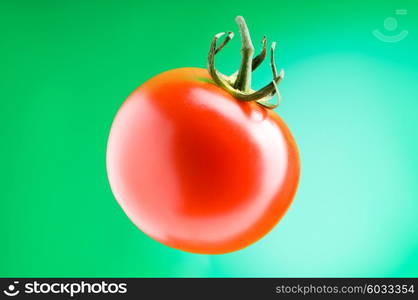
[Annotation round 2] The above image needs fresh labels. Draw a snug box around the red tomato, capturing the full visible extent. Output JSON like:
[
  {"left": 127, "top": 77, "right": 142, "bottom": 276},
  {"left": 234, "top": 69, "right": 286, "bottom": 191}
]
[{"left": 107, "top": 67, "right": 300, "bottom": 254}]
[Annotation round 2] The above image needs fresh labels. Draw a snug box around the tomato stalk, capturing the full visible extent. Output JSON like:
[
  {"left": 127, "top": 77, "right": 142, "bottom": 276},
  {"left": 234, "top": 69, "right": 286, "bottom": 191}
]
[
  {"left": 234, "top": 16, "right": 254, "bottom": 92},
  {"left": 207, "top": 16, "right": 284, "bottom": 109}
]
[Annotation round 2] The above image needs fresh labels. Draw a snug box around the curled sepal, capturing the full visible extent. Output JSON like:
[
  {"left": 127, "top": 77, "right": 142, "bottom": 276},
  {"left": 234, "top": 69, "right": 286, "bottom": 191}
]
[
  {"left": 207, "top": 32, "right": 238, "bottom": 95},
  {"left": 215, "top": 31, "right": 234, "bottom": 54},
  {"left": 252, "top": 36, "right": 267, "bottom": 71},
  {"left": 256, "top": 42, "right": 282, "bottom": 109},
  {"left": 257, "top": 80, "right": 281, "bottom": 109}
]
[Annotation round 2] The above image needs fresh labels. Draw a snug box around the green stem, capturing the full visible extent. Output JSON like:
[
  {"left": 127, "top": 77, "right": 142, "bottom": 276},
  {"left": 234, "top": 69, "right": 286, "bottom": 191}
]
[
  {"left": 233, "top": 16, "right": 254, "bottom": 92},
  {"left": 206, "top": 16, "right": 283, "bottom": 109}
]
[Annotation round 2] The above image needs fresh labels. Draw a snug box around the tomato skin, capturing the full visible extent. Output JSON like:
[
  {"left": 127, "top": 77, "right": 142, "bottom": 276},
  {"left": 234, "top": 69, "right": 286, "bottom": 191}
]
[{"left": 106, "top": 67, "right": 300, "bottom": 254}]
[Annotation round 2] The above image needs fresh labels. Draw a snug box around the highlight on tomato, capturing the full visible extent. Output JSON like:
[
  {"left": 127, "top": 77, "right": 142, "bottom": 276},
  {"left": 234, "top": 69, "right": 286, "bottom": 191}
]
[{"left": 106, "top": 16, "right": 300, "bottom": 254}]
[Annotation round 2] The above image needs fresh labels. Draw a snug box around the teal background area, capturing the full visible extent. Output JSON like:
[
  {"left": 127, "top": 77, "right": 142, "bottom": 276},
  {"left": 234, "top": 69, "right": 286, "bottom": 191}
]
[{"left": 1, "top": 0, "right": 417, "bottom": 277}]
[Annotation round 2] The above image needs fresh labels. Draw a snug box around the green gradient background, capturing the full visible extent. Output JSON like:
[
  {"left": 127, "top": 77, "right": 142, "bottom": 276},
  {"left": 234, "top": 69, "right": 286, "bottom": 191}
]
[{"left": 1, "top": 0, "right": 417, "bottom": 277}]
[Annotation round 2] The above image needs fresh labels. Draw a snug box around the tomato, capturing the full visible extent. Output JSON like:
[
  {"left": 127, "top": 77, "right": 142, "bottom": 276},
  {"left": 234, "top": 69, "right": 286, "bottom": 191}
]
[{"left": 106, "top": 17, "right": 300, "bottom": 254}]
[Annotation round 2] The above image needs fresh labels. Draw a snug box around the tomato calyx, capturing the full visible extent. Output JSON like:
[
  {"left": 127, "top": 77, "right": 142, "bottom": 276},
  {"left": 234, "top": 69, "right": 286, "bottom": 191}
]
[{"left": 207, "top": 16, "right": 284, "bottom": 109}]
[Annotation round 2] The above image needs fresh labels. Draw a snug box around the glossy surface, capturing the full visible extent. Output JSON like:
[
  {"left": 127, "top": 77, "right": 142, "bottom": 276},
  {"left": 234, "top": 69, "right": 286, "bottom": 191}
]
[{"left": 106, "top": 68, "right": 300, "bottom": 254}]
